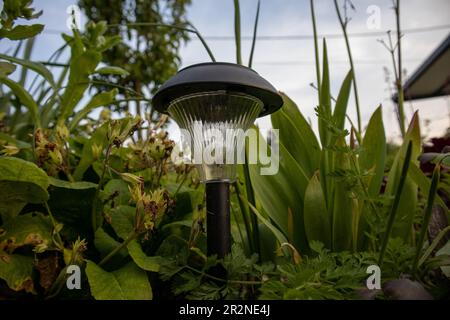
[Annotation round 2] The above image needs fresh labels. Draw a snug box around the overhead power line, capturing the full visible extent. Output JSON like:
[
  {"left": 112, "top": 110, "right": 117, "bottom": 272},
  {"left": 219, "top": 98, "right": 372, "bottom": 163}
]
[{"left": 41, "top": 24, "right": 450, "bottom": 40}]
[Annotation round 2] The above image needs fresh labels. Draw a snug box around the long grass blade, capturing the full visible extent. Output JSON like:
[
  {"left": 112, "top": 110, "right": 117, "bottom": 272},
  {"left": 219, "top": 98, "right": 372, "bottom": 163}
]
[
  {"left": 378, "top": 140, "right": 413, "bottom": 265},
  {"left": 413, "top": 163, "right": 441, "bottom": 275},
  {"left": 233, "top": 0, "right": 242, "bottom": 65},
  {"left": 248, "top": 0, "right": 260, "bottom": 68},
  {"left": 310, "top": 0, "right": 321, "bottom": 100}
]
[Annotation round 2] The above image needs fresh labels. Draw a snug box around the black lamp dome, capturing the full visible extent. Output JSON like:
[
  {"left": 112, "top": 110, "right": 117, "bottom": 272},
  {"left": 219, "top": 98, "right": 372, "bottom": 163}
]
[{"left": 152, "top": 62, "right": 283, "bottom": 117}]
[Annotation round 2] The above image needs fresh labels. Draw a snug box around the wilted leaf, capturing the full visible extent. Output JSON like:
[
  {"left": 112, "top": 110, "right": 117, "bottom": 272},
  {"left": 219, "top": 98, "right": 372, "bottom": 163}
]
[
  {"left": 0, "top": 212, "right": 54, "bottom": 252},
  {"left": 0, "top": 251, "right": 34, "bottom": 293}
]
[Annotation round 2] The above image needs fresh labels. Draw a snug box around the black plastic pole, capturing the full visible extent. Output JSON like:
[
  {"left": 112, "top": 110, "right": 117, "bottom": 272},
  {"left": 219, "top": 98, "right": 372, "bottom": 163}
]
[{"left": 206, "top": 181, "right": 231, "bottom": 258}]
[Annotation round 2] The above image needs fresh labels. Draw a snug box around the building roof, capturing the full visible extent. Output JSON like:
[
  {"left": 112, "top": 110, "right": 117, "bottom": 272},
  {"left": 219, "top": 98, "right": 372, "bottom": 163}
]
[{"left": 394, "top": 33, "right": 450, "bottom": 102}]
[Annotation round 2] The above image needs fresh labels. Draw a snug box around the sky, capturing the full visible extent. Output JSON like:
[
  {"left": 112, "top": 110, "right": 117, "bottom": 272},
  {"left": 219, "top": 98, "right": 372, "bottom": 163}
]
[{"left": 1, "top": 0, "right": 450, "bottom": 143}]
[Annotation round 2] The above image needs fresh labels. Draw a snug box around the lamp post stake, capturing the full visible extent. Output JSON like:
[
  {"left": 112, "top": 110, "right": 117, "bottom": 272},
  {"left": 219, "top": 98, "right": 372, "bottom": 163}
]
[{"left": 205, "top": 181, "right": 231, "bottom": 258}]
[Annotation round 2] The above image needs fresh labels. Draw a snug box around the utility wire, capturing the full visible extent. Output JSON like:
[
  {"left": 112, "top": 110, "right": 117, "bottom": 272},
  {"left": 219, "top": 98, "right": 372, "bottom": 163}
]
[{"left": 41, "top": 24, "right": 450, "bottom": 40}]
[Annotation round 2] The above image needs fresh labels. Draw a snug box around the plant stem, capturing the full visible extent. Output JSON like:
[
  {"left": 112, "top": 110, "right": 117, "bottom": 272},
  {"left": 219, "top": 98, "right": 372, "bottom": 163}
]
[
  {"left": 185, "top": 265, "right": 261, "bottom": 285},
  {"left": 99, "top": 230, "right": 138, "bottom": 267},
  {"left": 310, "top": 0, "right": 321, "bottom": 100},
  {"left": 44, "top": 201, "right": 64, "bottom": 248},
  {"left": 91, "top": 144, "right": 112, "bottom": 232},
  {"left": 234, "top": 180, "right": 255, "bottom": 254},
  {"left": 413, "top": 164, "right": 440, "bottom": 276},
  {"left": 107, "top": 22, "right": 216, "bottom": 62},
  {"left": 333, "top": 0, "right": 362, "bottom": 137},
  {"left": 394, "top": 0, "right": 406, "bottom": 137},
  {"left": 378, "top": 141, "right": 412, "bottom": 266},
  {"left": 233, "top": 0, "right": 242, "bottom": 65},
  {"left": 248, "top": 0, "right": 260, "bottom": 68}
]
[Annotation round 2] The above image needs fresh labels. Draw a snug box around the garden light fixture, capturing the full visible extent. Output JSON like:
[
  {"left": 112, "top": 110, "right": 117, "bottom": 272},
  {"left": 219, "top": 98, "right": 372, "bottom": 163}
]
[{"left": 152, "top": 62, "right": 283, "bottom": 258}]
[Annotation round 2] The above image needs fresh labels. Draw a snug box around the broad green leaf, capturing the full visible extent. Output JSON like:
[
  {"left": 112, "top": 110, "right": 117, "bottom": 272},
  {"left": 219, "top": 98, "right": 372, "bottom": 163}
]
[
  {"left": 0, "top": 24, "right": 44, "bottom": 40},
  {"left": 0, "top": 157, "right": 48, "bottom": 220},
  {"left": 0, "top": 61, "right": 16, "bottom": 76},
  {"left": 385, "top": 112, "right": 421, "bottom": 240},
  {"left": 47, "top": 178, "right": 97, "bottom": 241},
  {"left": 409, "top": 162, "right": 447, "bottom": 212},
  {"left": 94, "top": 227, "right": 128, "bottom": 265},
  {"left": 95, "top": 66, "right": 129, "bottom": 76},
  {"left": 127, "top": 240, "right": 160, "bottom": 272},
  {"left": 333, "top": 70, "right": 353, "bottom": 131},
  {"left": 0, "top": 212, "right": 53, "bottom": 251},
  {"left": 86, "top": 260, "right": 152, "bottom": 300},
  {"left": 271, "top": 93, "right": 321, "bottom": 177},
  {"left": 0, "top": 52, "right": 55, "bottom": 88},
  {"left": 359, "top": 106, "right": 386, "bottom": 196},
  {"left": 0, "top": 252, "right": 34, "bottom": 293},
  {"left": 49, "top": 177, "right": 97, "bottom": 190},
  {"left": 57, "top": 50, "right": 102, "bottom": 125},
  {"left": 331, "top": 138, "right": 354, "bottom": 251},
  {"left": 248, "top": 129, "right": 309, "bottom": 252},
  {"left": 357, "top": 106, "right": 386, "bottom": 248},
  {"left": 101, "top": 179, "right": 131, "bottom": 206},
  {"left": 109, "top": 205, "right": 135, "bottom": 240},
  {"left": 0, "top": 76, "right": 40, "bottom": 127},
  {"left": 69, "top": 89, "right": 118, "bottom": 131},
  {"left": 303, "top": 172, "right": 331, "bottom": 249}
]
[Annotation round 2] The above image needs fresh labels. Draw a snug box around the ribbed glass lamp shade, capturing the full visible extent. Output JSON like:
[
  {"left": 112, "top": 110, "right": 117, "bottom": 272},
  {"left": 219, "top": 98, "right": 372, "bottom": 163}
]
[{"left": 168, "top": 90, "right": 262, "bottom": 182}]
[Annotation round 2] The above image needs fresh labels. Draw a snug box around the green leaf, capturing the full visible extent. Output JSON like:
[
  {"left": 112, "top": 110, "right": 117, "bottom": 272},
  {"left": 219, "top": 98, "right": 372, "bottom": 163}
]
[
  {"left": 245, "top": 199, "right": 288, "bottom": 249},
  {"left": 94, "top": 227, "right": 128, "bottom": 265},
  {"left": 95, "top": 66, "right": 129, "bottom": 76},
  {"left": 69, "top": 89, "right": 118, "bottom": 131},
  {"left": 0, "top": 76, "right": 40, "bottom": 127},
  {"left": 248, "top": 128, "right": 309, "bottom": 252},
  {"left": 0, "top": 52, "right": 55, "bottom": 88},
  {"left": 331, "top": 138, "right": 354, "bottom": 251},
  {"left": 47, "top": 178, "right": 97, "bottom": 241},
  {"left": 110, "top": 205, "right": 135, "bottom": 240},
  {"left": 49, "top": 177, "right": 97, "bottom": 190},
  {"left": 357, "top": 106, "right": 386, "bottom": 247},
  {"left": 101, "top": 179, "right": 131, "bottom": 206},
  {"left": 303, "top": 172, "right": 331, "bottom": 249},
  {"left": 127, "top": 240, "right": 160, "bottom": 272},
  {"left": 0, "top": 61, "right": 16, "bottom": 76},
  {"left": 332, "top": 70, "right": 353, "bottom": 131},
  {"left": 271, "top": 93, "right": 321, "bottom": 177},
  {"left": 73, "top": 122, "right": 108, "bottom": 181},
  {"left": 409, "top": 162, "right": 448, "bottom": 211},
  {"left": 57, "top": 50, "right": 102, "bottom": 125},
  {"left": 0, "top": 157, "right": 49, "bottom": 220},
  {"left": 0, "top": 252, "right": 34, "bottom": 293},
  {"left": 385, "top": 112, "right": 421, "bottom": 240},
  {"left": 318, "top": 38, "right": 331, "bottom": 147},
  {"left": 0, "top": 24, "right": 44, "bottom": 40},
  {"left": 86, "top": 260, "right": 152, "bottom": 300},
  {"left": 359, "top": 106, "right": 386, "bottom": 197},
  {"left": 0, "top": 212, "right": 54, "bottom": 251}
]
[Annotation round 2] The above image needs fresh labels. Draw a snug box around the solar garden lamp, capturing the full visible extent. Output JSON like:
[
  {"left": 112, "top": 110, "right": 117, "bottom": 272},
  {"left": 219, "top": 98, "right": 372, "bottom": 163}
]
[{"left": 152, "top": 62, "right": 283, "bottom": 259}]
